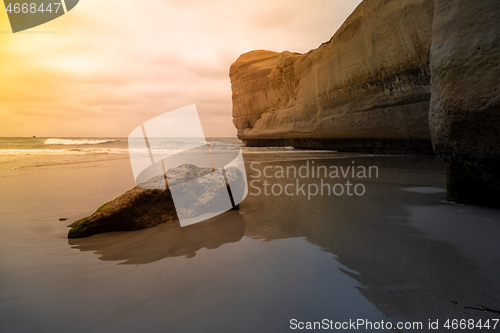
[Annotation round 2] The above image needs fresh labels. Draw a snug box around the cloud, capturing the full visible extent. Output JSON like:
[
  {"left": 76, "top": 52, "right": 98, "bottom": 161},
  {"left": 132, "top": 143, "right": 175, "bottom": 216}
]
[{"left": 0, "top": 0, "right": 361, "bottom": 137}]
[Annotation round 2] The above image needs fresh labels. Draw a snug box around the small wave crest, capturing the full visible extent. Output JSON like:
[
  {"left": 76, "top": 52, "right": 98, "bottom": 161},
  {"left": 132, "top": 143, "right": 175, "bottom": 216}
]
[
  {"left": 44, "top": 138, "right": 116, "bottom": 145},
  {"left": 0, "top": 148, "right": 130, "bottom": 156}
]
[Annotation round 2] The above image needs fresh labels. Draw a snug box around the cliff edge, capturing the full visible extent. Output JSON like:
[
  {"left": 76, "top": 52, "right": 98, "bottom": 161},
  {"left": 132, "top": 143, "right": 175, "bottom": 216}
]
[{"left": 230, "top": 0, "right": 434, "bottom": 153}]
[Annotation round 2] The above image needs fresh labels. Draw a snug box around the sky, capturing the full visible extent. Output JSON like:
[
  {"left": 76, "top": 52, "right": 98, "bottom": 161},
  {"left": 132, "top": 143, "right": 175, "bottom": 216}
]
[{"left": 0, "top": 0, "right": 362, "bottom": 137}]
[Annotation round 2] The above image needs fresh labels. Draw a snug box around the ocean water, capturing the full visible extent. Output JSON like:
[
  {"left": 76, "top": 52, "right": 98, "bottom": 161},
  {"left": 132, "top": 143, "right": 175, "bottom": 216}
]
[
  {"left": 0, "top": 137, "right": 327, "bottom": 171},
  {"left": 0, "top": 138, "right": 499, "bottom": 332},
  {"left": 0, "top": 137, "right": 128, "bottom": 155}
]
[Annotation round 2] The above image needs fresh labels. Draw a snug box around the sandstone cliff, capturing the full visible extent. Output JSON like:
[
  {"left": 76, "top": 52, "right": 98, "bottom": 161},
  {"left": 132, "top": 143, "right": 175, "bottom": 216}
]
[
  {"left": 429, "top": 0, "right": 500, "bottom": 207},
  {"left": 230, "top": 0, "right": 434, "bottom": 153}
]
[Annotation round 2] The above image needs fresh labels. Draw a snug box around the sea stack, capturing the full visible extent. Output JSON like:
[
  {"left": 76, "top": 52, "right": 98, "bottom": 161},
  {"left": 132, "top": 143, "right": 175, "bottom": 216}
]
[
  {"left": 230, "top": 0, "right": 434, "bottom": 154},
  {"left": 429, "top": 0, "right": 500, "bottom": 206}
]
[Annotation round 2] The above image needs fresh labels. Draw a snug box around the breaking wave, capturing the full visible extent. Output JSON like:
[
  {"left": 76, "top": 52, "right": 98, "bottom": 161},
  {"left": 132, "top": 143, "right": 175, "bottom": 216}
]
[{"left": 44, "top": 138, "right": 117, "bottom": 145}]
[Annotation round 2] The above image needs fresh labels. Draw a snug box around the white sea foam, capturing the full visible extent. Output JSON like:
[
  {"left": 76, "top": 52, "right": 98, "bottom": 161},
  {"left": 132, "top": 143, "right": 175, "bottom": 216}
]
[
  {"left": 44, "top": 138, "right": 117, "bottom": 145},
  {"left": 0, "top": 148, "right": 130, "bottom": 156},
  {"left": 0, "top": 149, "right": 86, "bottom": 156}
]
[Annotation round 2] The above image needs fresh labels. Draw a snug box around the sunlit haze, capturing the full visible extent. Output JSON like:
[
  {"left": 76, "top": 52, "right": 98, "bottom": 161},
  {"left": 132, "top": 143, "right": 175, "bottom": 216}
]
[{"left": 0, "top": 0, "right": 361, "bottom": 137}]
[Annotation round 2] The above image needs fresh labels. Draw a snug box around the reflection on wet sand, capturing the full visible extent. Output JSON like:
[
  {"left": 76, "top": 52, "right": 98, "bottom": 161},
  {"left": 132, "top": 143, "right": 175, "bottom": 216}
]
[
  {"left": 242, "top": 156, "right": 500, "bottom": 324},
  {"left": 69, "top": 210, "right": 245, "bottom": 264},
  {"left": 68, "top": 155, "right": 500, "bottom": 326}
]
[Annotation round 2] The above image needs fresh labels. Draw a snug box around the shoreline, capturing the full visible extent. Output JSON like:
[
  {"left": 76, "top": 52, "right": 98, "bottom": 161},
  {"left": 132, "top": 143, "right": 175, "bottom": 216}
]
[{"left": 241, "top": 138, "right": 435, "bottom": 155}]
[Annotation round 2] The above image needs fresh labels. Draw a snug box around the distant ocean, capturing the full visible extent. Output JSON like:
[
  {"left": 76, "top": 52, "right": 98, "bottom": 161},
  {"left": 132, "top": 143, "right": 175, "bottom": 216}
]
[
  {"left": 0, "top": 137, "right": 339, "bottom": 172},
  {"left": 0, "top": 137, "right": 130, "bottom": 156},
  {"left": 0, "top": 137, "right": 309, "bottom": 156}
]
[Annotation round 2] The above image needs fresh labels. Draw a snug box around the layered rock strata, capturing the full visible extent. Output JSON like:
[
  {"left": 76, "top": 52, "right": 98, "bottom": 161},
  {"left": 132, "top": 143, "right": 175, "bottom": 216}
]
[{"left": 230, "top": 0, "right": 435, "bottom": 153}]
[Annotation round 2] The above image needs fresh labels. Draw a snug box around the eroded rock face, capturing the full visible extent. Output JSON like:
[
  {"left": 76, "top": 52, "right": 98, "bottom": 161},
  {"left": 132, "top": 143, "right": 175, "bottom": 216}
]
[
  {"left": 230, "top": 0, "right": 434, "bottom": 153},
  {"left": 429, "top": 0, "right": 500, "bottom": 206}
]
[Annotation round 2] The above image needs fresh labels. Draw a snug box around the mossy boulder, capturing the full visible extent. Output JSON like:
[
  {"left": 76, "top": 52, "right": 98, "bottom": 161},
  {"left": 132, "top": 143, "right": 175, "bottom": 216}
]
[
  {"left": 68, "top": 187, "right": 178, "bottom": 238},
  {"left": 68, "top": 164, "right": 245, "bottom": 238}
]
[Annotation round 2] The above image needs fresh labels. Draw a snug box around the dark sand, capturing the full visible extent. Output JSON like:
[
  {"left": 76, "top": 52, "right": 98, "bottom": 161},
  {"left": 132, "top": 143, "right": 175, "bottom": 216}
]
[{"left": 0, "top": 153, "right": 499, "bottom": 332}]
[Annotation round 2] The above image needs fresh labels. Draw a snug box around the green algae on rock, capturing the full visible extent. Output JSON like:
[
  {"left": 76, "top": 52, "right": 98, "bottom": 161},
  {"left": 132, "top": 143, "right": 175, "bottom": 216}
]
[{"left": 68, "top": 186, "right": 178, "bottom": 238}]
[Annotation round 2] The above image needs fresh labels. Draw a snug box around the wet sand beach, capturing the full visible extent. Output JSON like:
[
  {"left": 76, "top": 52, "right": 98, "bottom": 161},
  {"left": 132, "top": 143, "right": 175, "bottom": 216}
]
[{"left": 0, "top": 149, "right": 499, "bottom": 332}]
